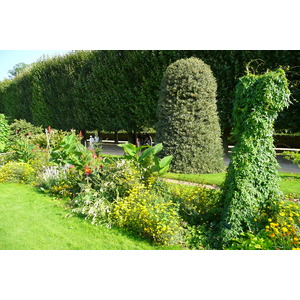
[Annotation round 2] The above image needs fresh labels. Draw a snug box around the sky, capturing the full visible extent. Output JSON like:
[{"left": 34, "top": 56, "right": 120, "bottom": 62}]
[{"left": 0, "top": 50, "right": 72, "bottom": 81}]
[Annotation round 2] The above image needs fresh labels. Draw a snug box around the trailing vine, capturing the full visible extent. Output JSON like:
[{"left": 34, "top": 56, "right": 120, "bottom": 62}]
[
  {"left": 0, "top": 114, "right": 10, "bottom": 152},
  {"left": 219, "top": 69, "right": 291, "bottom": 245}
]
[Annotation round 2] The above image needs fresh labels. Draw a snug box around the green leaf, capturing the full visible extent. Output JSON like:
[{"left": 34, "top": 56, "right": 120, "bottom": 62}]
[
  {"left": 138, "top": 146, "right": 153, "bottom": 162},
  {"left": 159, "top": 155, "right": 173, "bottom": 169},
  {"left": 118, "top": 143, "right": 138, "bottom": 157},
  {"left": 152, "top": 143, "right": 163, "bottom": 155}
]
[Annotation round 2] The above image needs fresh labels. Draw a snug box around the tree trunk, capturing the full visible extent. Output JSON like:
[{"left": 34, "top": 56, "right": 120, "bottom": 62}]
[
  {"left": 222, "top": 128, "right": 231, "bottom": 156},
  {"left": 114, "top": 130, "right": 119, "bottom": 143}
]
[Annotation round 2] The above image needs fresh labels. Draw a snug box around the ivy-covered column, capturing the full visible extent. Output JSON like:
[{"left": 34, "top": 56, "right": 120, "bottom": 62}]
[
  {"left": 0, "top": 114, "right": 10, "bottom": 152},
  {"left": 220, "top": 69, "right": 291, "bottom": 245}
]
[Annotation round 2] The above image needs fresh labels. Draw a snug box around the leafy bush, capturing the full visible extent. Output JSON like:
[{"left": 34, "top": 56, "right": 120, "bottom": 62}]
[
  {"left": 0, "top": 114, "right": 10, "bottom": 152},
  {"left": 29, "top": 129, "right": 69, "bottom": 149},
  {"left": 220, "top": 69, "right": 291, "bottom": 245},
  {"left": 226, "top": 232, "right": 273, "bottom": 250},
  {"left": 259, "top": 200, "right": 300, "bottom": 250},
  {"left": 283, "top": 151, "right": 300, "bottom": 168},
  {"left": 38, "top": 165, "right": 80, "bottom": 198},
  {"left": 0, "top": 161, "right": 36, "bottom": 183},
  {"left": 183, "top": 224, "right": 218, "bottom": 250},
  {"left": 50, "top": 134, "right": 92, "bottom": 170},
  {"left": 170, "top": 184, "right": 222, "bottom": 227},
  {"left": 10, "top": 138, "right": 37, "bottom": 163},
  {"left": 9, "top": 118, "right": 43, "bottom": 137},
  {"left": 69, "top": 157, "right": 149, "bottom": 227},
  {"left": 111, "top": 183, "right": 184, "bottom": 245},
  {"left": 118, "top": 143, "right": 173, "bottom": 183},
  {"left": 27, "top": 150, "right": 53, "bottom": 171},
  {"left": 89, "top": 158, "right": 141, "bottom": 202},
  {"left": 156, "top": 57, "right": 224, "bottom": 174},
  {"left": 71, "top": 186, "right": 113, "bottom": 226},
  {"left": 227, "top": 199, "right": 300, "bottom": 250}
]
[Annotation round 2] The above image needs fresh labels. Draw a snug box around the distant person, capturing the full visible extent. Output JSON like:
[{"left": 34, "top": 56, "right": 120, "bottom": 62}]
[{"left": 89, "top": 135, "right": 95, "bottom": 149}]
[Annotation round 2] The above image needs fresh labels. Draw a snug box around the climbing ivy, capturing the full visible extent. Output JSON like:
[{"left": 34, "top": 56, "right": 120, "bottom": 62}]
[
  {"left": 219, "top": 69, "right": 291, "bottom": 246},
  {"left": 0, "top": 114, "right": 10, "bottom": 152}
]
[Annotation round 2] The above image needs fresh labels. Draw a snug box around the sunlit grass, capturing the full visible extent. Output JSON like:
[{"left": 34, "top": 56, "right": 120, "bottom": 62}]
[
  {"left": 0, "top": 183, "right": 181, "bottom": 250},
  {"left": 163, "top": 171, "right": 300, "bottom": 198}
]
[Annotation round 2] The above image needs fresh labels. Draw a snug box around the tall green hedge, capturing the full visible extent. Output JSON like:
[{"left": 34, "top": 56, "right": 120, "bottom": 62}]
[
  {"left": 156, "top": 57, "right": 225, "bottom": 174},
  {"left": 0, "top": 51, "right": 299, "bottom": 138}
]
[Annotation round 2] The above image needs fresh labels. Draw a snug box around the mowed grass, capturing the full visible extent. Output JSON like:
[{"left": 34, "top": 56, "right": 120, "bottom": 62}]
[
  {"left": 0, "top": 183, "right": 180, "bottom": 250},
  {"left": 163, "top": 171, "right": 300, "bottom": 198}
]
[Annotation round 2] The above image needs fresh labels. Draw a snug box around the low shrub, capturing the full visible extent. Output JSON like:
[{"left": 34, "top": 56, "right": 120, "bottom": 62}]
[
  {"left": 71, "top": 186, "right": 113, "bottom": 226},
  {"left": 0, "top": 161, "right": 36, "bottom": 183},
  {"left": 226, "top": 232, "right": 273, "bottom": 250},
  {"left": 283, "top": 151, "right": 300, "bottom": 168},
  {"left": 111, "top": 183, "right": 184, "bottom": 245},
  {"left": 38, "top": 165, "right": 80, "bottom": 198},
  {"left": 30, "top": 129, "right": 70, "bottom": 149},
  {"left": 118, "top": 143, "right": 173, "bottom": 183},
  {"left": 260, "top": 200, "right": 300, "bottom": 250},
  {"left": 227, "top": 199, "right": 300, "bottom": 250},
  {"left": 89, "top": 158, "right": 142, "bottom": 202},
  {"left": 9, "top": 118, "right": 43, "bottom": 137},
  {"left": 27, "top": 150, "right": 53, "bottom": 172},
  {"left": 183, "top": 224, "right": 213, "bottom": 249},
  {"left": 10, "top": 138, "right": 38, "bottom": 163},
  {"left": 169, "top": 184, "right": 222, "bottom": 227}
]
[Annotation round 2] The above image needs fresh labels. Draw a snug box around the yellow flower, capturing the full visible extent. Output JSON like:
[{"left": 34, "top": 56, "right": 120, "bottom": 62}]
[
  {"left": 268, "top": 218, "right": 272, "bottom": 222},
  {"left": 269, "top": 233, "right": 275, "bottom": 238},
  {"left": 279, "top": 212, "right": 285, "bottom": 217},
  {"left": 282, "top": 227, "right": 288, "bottom": 233}
]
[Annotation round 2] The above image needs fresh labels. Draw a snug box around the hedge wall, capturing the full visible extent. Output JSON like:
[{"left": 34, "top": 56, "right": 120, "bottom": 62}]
[{"left": 0, "top": 50, "right": 299, "bottom": 143}]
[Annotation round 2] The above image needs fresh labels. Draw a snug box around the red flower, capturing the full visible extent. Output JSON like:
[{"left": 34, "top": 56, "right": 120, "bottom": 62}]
[{"left": 84, "top": 165, "right": 92, "bottom": 176}]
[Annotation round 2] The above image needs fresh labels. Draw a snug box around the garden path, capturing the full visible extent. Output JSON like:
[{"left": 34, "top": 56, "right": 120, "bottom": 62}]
[{"left": 102, "top": 143, "right": 300, "bottom": 174}]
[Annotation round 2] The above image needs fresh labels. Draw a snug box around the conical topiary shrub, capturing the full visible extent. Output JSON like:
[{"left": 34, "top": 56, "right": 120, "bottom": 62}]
[{"left": 155, "top": 57, "right": 224, "bottom": 174}]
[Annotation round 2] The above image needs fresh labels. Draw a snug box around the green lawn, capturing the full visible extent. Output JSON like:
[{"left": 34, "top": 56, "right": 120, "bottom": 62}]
[
  {"left": 163, "top": 171, "right": 300, "bottom": 198},
  {"left": 0, "top": 183, "right": 180, "bottom": 250}
]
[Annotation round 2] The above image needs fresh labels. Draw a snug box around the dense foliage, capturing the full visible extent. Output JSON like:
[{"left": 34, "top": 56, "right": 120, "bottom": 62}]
[
  {"left": 0, "top": 51, "right": 299, "bottom": 146},
  {"left": 0, "top": 122, "right": 300, "bottom": 249},
  {"left": 219, "top": 69, "right": 291, "bottom": 245},
  {"left": 0, "top": 114, "right": 10, "bottom": 152},
  {"left": 156, "top": 57, "right": 224, "bottom": 174}
]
